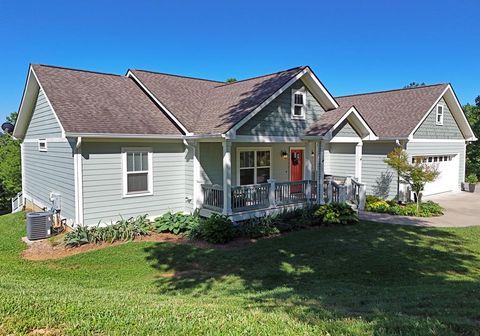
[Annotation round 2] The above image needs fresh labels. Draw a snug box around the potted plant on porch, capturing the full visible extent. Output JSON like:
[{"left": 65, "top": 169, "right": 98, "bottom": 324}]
[{"left": 463, "top": 174, "right": 478, "bottom": 193}]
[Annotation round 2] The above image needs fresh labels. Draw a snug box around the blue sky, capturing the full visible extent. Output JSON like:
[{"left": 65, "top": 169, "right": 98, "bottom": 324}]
[{"left": 0, "top": 0, "right": 479, "bottom": 122}]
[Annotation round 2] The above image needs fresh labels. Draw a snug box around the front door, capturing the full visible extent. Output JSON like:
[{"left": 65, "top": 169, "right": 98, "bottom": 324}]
[{"left": 290, "top": 149, "right": 304, "bottom": 193}]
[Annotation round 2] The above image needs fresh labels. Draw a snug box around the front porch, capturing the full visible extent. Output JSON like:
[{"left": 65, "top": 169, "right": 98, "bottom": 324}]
[
  {"left": 193, "top": 139, "right": 366, "bottom": 221},
  {"left": 200, "top": 177, "right": 365, "bottom": 221}
]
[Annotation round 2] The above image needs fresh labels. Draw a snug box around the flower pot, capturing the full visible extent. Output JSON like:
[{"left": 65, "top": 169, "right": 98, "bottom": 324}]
[{"left": 463, "top": 182, "right": 476, "bottom": 192}]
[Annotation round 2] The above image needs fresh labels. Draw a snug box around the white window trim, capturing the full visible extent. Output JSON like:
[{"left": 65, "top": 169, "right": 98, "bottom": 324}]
[
  {"left": 122, "top": 147, "right": 153, "bottom": 198},
  {"left": 436, "top": 104, "right": 444, "bottom": 126},
  {"left": 38, "top": 139, "right": 47, "bottom": 152},
  {"left": 291, "top": 88, "right": 306, "bottom": 120},
  {"left": 236, "top": 147, "right": 271, "bottom": 185}
]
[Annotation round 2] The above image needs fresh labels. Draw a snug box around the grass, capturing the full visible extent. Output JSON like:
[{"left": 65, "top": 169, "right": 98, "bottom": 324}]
[{"left": 1, "top": 212, "right": 480, "bottom": 335}]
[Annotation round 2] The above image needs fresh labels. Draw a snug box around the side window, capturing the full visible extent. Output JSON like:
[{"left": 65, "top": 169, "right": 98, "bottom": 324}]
[
  {"left": 436, "top": 104, "right": 444, "bottom": 126},
  {"left": 38, "top": 139, "right": 47, "bottom": 152},
  {"left": 291, "top": 89, "right": 306, "bottom": 119},
  {"left": 123, "top": 148, "right": 153, "bottom": 197}
]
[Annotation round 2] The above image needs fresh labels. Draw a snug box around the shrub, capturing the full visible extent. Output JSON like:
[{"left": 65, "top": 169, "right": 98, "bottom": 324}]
[
  {"left": 154, "top": 212, "right": 199, "bottom": 235},
  {"left": 65, "top": 215, "right": 151, "bottom": 247},
  {"left": 192, "top": 214, "right": 235, "bottom": 244},
  {"left": 365, "top": 195, "right": 443, "bottom": 217},
  {"left": 418, "top": 201, "right": 443, "bottom": 217},
  {"left": 466, "top": 174, "right": 478, "bottom": 184},
  {"left": 314, "top": 203, "right": 359, "bottom": 225},
  {"left": 238, "top": 216, "right": 280, "bottom": 239}
]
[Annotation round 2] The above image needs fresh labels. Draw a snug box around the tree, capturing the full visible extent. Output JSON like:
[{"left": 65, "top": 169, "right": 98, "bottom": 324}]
[
  {"left": 465, "top": 96, "right": 480, "bottom": 178},
  {"left": 0, "top": 112, "right": 21, "bottom": 213},
  {"left": 225, "top": 78, "right": 237, "bottom": 83},
  {"left": 404, "top": 82, "right": 426, "bottom": 89},
  {"left": 384, "top": 148, "right": 439, "bottom": 214}
]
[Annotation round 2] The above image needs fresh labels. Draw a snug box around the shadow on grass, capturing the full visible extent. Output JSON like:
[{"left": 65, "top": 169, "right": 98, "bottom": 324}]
[{"left": 144, "top": 223, "right": 480, "bottom": 335}]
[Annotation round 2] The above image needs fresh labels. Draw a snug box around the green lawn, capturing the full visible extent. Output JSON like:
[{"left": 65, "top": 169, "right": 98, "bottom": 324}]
[{"left": 1, "top": 213, "right": 480, "bottom": 335}]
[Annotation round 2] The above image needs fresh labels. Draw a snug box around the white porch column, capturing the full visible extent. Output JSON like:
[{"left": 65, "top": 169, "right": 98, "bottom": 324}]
[
  {"left": 355, "top": 141, "right": 363, "bottom": 182},
  {"left": 192, "top": 141, "right": 202, "bottom": 210},
  {"left": 305, "top": 141, "right": 313, "bottom": 201},
  {"left": 222, "top": 140, "right": 232, "bottom": 215},
  {"left": 316, "top": 141, "right": 325, "bottom": 204}
]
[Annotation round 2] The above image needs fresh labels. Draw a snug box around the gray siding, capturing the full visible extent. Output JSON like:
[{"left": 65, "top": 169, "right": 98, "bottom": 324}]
[
  {"left": 23, "top": 140, "right": 76, "bottom": 222},
  {"left": 199, "top": 142, "right": 317, "bottom": 187},
  {"left": 414, "top": 98, "right": 464, "bottom": 139},
  {"left": 199, "top": 142, "right": 223, "bottom": 185},
  {"left": 237, "top": 79, "right": 326, "bottom": 136},
  {"left": 25, "top": 89, "right": 63, "bottom": 139},
  {"left": 406, "top": 141, "right": 466, "bottom": 188},
  {"left": 362, "top": 142, "right": 398, "bottom": 199},
  {"left": 82, "top": 141, "right": 190, "bottom": 226},
  {"left": 332, "top": 120, "right": 360, "bottom": 138},
  {"left": 325, "top": 143, "right": 356, "bottom": 177},
  {"left": 184, "top": 145, "right": 194, "bottom": 212}
]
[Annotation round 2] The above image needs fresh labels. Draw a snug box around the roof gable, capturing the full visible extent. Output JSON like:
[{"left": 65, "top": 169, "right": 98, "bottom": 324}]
[
  {"left": 335, "top": 84, "right": 449, "bottom": 138},
  {"left": 14, "top": 65, "right": 183, "bottom": 139}
]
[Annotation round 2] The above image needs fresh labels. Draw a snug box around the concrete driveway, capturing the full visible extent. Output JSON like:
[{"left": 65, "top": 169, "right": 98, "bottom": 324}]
[{"left": 359, "top": 190, "right": 480, "bottom": 227}]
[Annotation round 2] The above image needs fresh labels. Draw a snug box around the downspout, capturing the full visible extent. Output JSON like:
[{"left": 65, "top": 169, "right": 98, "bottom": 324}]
[{"left": 75, "top": 137, "right": 83, "bottom": 226}]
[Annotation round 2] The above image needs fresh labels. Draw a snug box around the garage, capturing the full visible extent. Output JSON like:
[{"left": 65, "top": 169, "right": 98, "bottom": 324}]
[{"left": 413, "top": 155, "right": 459, "bottom": 196}]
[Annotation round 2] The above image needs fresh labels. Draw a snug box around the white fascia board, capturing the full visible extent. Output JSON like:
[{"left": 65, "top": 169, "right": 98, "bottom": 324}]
[
  {"left": 229, "top": 68, "right": 309, "bottom": 133},
  {"left": 30, "top": 68, "right": 67, "bottom": 138},
  {"left": 64, "top": 132, "right": 226, "bottom": 142},
  {"left": 303, "top": 67, "right": 339, "bottom": 109},
  {"left": 126, "top": 70, "right": 190, "bottom": 135},
  {"left": 408, "top": 85, "right": 477, "bottom": 141},
  {"left": 329, "top": 107, "right": 377, "bottom": 141}
]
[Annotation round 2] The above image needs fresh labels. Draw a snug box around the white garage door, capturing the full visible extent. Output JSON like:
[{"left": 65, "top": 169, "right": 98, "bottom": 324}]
[{"left": 413, "top": 155, "right": 459, "bottom": 196}]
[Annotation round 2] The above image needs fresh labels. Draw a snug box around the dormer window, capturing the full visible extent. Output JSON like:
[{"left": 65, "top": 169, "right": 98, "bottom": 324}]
[
  {"left": 291, "top": 89, "right": 306, "bottom": 119},
  {"left": 436, "top": 104, "right": 444, "bottom": 125}
]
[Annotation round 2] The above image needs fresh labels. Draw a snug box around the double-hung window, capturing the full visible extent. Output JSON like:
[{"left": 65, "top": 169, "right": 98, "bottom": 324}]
[
  {"left": 436, "top": 104, "right": 444, "bottom": 125},
  {"left": 238, "top": 149, "right": 271, "bottom": 185},
  {"left": 123, "top": 148, "right": 153, "bottom": 197},
  {"left": 291, "top": 88, "right": 306, "bottom": 119}
]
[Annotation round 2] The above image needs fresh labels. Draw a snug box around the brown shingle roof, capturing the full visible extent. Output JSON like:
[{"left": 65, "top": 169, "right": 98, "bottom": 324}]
[
  {"left": 305, "top": 106, "right": 354, "bottom": 136},
  {"left": 130, "top": 66, "right": 306, "bottom": 134},
  {"left": 32, "top": 64, "right": 183, "bottom": 136},
  {"left": 335, "top": 84, "right": 448, "bottom": 138}
]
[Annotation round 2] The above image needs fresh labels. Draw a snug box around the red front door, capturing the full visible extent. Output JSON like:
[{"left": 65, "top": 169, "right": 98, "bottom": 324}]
[{"left": 290, "top": 149, "right": 304, "bottom": 193}]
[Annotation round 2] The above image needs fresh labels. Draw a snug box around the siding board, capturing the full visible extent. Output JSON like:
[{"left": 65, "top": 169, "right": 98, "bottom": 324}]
[
  {"left": 414, "top": 98, "right": 464, "bottom": 139},
  {"left": 82, "top": 141, "right": 191, "bottom": 225},
  {"left": 24, "top": 89, "right": 63, "bottom": 139},
  {"left": 237, "top": 79, "right": 326, "bottom": 136}
]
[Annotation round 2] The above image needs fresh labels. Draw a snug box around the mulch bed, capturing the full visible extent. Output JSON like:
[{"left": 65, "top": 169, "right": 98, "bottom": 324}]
[{"left": 22, "top": 232, "right": 257, "bottom": 261}]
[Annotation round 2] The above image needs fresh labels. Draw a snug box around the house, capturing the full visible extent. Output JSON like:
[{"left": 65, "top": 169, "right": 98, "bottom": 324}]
[{"left": 12, "top": 64, "right": 476, "bottom": 226}]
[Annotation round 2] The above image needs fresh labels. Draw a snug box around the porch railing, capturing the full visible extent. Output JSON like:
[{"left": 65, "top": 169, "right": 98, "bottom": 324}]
[
  {"left": 231, "top": 184, "right": 270, "bottom": 212},
  {"left": 201, "top": 176, "right": 366, "bottom": 214},
  {"left": 201, "top": 184, "right": 224, "bottom": 212},
  {"left": 349, "top": 177, "right": 366, "bottom": 210},
  {"left": 11, "top": 192, "right": 23, "bottom": 213},
  {"left": 275, "top": 180, "right": 309, "bottom": 206}
]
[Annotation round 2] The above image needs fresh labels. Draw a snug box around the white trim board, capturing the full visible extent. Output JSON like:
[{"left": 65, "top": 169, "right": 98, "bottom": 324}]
[
  {"left": 326, "top": 107, "right": 377, "bottom": 141},
  {"left": 408, "top": 85, "right": 477, "bottom": 141},
  {"left": 121, "top": 147, "right": 154, "bottom": 198},
  {"left": 228, "top": 67, "right": 339, "bottom": 135},
  {"left": 30, "top": 68, "right": 67, "bottom": 138}
]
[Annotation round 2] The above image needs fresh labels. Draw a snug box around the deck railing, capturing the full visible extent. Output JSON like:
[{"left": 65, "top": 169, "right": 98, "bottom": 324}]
[
  {"left": 201, "top": 184, "right": 224, "bottom": 212},
  {"left": 231, "top": 184, "right": 270, "bottom": 212},
  {"left": 349, "top": 177, "right": 366, "bottom": 210},
  {"left": 201, "top": 176, "right": 366, "bottom": 214},
  {"left": 11, "top": 192, "right": 23, "bottom": 213},
  {"left": 275, "top": 180, "right": 310, "bottom": 206}
]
